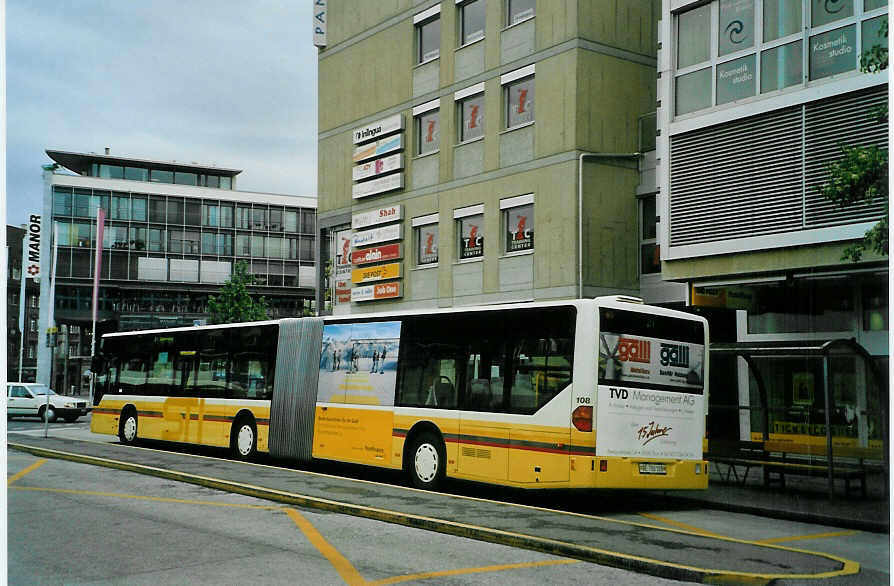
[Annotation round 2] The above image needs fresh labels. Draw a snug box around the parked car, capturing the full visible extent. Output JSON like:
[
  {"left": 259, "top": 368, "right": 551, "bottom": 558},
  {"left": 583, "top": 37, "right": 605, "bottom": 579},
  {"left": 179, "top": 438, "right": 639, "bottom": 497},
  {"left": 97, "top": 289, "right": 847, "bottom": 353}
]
[{"left": 6, "top": 383, "right": 89, "bottom": 423}]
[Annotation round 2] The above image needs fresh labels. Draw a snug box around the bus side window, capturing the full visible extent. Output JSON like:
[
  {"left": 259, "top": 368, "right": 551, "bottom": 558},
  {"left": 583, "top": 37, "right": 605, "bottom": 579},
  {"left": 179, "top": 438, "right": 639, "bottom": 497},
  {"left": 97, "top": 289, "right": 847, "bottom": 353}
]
[
  {"left": 507, "top": 308, "right": 575, "bottom": 415},
  {"left": 147, "top": 336, "right": 176, "bottom": 396}
]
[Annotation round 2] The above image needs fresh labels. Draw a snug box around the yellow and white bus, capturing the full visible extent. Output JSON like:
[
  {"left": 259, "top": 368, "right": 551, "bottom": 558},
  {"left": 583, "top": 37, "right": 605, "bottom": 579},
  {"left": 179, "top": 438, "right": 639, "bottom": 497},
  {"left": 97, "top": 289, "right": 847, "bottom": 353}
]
[{"left": 92, "top": 296, "right": 709, "bottom": 490}]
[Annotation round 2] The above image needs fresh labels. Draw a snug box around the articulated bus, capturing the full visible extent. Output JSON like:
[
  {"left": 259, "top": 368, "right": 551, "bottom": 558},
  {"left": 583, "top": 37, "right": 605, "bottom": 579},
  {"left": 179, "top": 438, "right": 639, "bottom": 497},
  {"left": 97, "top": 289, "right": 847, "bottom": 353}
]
[{"left": 91, "top": 296, "right": 709, "bottom": 490}]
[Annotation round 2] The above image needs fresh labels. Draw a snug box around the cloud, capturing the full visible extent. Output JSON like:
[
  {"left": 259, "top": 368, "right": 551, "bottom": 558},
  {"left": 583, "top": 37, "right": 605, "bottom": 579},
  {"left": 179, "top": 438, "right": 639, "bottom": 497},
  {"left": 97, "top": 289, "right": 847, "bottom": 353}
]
[{"left": 6, "top": 0, "right": 318, "bottom": 225}]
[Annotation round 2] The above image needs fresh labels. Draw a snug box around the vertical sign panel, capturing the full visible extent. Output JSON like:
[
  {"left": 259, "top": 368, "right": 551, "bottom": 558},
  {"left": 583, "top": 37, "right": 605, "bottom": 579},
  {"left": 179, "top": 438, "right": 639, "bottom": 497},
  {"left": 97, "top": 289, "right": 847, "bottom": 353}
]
[{"left": 313, "top": 0, "right": 327, "bottom": 47}]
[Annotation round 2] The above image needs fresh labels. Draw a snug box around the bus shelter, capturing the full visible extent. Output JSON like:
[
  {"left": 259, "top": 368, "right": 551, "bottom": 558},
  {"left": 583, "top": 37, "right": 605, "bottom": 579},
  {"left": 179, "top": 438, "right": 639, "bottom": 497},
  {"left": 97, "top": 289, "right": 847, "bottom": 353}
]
[{"left": 708, "top": 339, "right": 887, "bottom": 498}]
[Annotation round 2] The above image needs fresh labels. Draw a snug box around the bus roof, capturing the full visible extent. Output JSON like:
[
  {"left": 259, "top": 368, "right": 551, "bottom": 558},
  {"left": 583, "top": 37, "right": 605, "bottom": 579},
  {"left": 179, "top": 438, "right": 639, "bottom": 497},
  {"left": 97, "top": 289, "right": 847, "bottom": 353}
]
[{"left": 100, "top": 297, "right": 705, "bottom": 339}]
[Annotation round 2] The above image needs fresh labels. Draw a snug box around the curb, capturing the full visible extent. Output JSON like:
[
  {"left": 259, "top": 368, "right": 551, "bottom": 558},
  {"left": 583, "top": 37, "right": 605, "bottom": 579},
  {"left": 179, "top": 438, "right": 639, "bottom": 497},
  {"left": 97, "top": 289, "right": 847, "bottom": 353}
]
[
  {"left": 9, "top": 442, "right": 858, "bottom": 585},
  {"left": 661, "top": 493, "right": 890, "bottom": 535}
]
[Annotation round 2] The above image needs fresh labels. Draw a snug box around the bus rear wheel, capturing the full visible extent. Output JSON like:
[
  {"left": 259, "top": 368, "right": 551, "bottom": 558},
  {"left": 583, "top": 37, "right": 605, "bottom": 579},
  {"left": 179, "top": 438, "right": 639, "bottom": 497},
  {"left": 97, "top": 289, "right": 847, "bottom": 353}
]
[
  {"left": 118, "top": 410, "right": 138, "bottom": 445},
  {"left": 407, "top": 431, "right": 445, "bottom": 491},
  {"left": 231, "top": 418, "right": 257, "bottom": 461}
]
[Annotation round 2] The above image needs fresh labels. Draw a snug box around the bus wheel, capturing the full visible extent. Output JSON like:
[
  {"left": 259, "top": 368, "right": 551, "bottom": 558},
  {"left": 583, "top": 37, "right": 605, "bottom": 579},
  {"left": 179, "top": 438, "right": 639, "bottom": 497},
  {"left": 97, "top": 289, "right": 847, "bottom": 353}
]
[
  {"left": 231, "top": 418, "right": 257, "bottom": 461},
  {"left": 407, "top": 431, "right": 445, "bottom": 490},
  {"left": 118, "top": 409, "right": 138, "bottom": 445}
]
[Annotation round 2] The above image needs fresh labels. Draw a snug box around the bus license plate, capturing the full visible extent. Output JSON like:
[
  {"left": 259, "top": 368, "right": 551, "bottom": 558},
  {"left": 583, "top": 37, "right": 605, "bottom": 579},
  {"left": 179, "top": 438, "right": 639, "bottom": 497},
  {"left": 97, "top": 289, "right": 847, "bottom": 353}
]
[{"left": 638, "top": 463, "right": 666, "bottom": 475}]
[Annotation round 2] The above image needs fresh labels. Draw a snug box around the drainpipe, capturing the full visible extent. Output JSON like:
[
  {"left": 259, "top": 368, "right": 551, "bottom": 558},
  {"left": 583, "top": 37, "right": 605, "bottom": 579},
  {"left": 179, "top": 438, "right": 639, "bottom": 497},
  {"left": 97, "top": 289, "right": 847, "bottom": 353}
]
[{"left": 578, "top": 151, "right": 642, "bottom": 299}]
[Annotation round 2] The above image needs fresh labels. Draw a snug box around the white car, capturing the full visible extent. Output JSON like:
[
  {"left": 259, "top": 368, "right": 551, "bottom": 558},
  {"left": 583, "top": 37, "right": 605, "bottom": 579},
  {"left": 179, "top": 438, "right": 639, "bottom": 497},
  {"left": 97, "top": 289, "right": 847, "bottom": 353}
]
[{"left": 7, "top": 383, "right": 89, "bottom": 423}]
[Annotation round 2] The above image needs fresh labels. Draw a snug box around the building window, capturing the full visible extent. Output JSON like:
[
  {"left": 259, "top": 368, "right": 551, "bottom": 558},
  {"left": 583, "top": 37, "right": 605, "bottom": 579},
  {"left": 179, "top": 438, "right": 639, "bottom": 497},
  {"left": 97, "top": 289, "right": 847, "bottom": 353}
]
[
  {"left": 678, "top": 3, "right": 711, "bottom": 68},
  {"left": 718, "top": 0, "right": 754, "bottom": 56},
  {"left": 99, "top": 164, "right": 124, "bottom": 179},
  {"left": 169, "top": 230, "right": 200, "bottom": 254},
  {"left": 148, "top": 228, "right": 166, "bottom": 252},
  {"left": 174, "top": 172, "right": 198, "bottom": 186},
  {"left": 415, "top": 6, "right": 441, "bottom": 63},
  {"left": 27, "top": 344, "right": 36, "bottom": 359},
  {"left": 504, "top": 73, "right": 534, "bottom": 128},
  {"left": 717, "top": 54, "right": 756, "bottom": 104},
  {"left": 252, "top": 208, "right": 267, "bottom": 230},
  {"left": 764, "top": 0, "right": 801, "bottom": 42},
  {"left": 415, "top": 106, "right": 440, "bottom": 155},
  {"left": 8, "top": 292, "right": 19, "bottom": 306},
  {"left": 236, "top": 234, "right": 251, "bottom": 256},
  {"left": 284, "top": 210, "right": 298, "bottom": 232},
  {"left": 413, "top": 214, "right": 440, "bottom": 265},
  {"left": 457, "top": 211, "right": 484, "bottom": 260},
  {"left": 269, "top": 208, "right": 283, "bottom": 231},
  {"left": 150, "top": 169, "right": 174, "bottom": 183},
  {"left": 761, "top": 40, "right": 803, "bottom": 92},
  {"left": 202, "top": 232, "right": 216, "bottom": 255},
  {"left": 809, "top": 24, "right": 857, "bottom": 80},
  {"left": 459, "top": 0, "right": 485, "bottom": 45},
  {"left": 130, "top": 227, "right": 147, "bottom": 250},
  {"left": 236, "top": 206, "right": 251, "bottom": 229},
  {"left": 811, "top": 0, "right": 853, "bottom": 26},
  {"left": 205, "top": 174, "right": 220, "bottom": 188},
  {"left": 124, "top": 167, "right": 149, "bottom": 181},
  {"left": 674, "top": 0, "right": 887, "bottom": 117},
  {"left": 167, "top": 199, "right": 184, "bottom": 224},
  {"left": 220, "top": 176, "right": 232, "bottom": 190},
  {"left": 111, "top": 194, "right": 130, "bottom": 220},
  {"left": 506, "top": 0, "right": 535, "bottom": 26},
  {"left": 640, "top": 195, "right": 660, "bottom": 275},
  {"left": 149, "top": 197, "right": 166, "bottom": 223},
  {"left": 132, "top": 197, "right": 147, "bottom": 221},
  {"left": 220, "top": 204, "right": 234, "bottom": 228},
  {"left": 53, "top": 188, "right": 73, "bottom": 216},
  {"left": 202, "top": 203, "right": 219, "bottom": 227},
  {"left": 29, "top": 318, "right": 37, "bottom": 333},
  {"left": 458, "top": 91, "right": 485, "bottom": 142},
  {"left": 502, "top": 198, "right": 533, "bottom": 253}
]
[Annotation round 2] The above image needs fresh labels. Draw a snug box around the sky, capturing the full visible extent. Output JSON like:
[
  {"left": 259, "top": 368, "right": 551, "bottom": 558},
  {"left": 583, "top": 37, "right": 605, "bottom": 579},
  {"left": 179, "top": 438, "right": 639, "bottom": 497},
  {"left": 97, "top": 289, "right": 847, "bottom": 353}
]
[{"left": 5, "top": 0, "right": 318, "bottom": 227}]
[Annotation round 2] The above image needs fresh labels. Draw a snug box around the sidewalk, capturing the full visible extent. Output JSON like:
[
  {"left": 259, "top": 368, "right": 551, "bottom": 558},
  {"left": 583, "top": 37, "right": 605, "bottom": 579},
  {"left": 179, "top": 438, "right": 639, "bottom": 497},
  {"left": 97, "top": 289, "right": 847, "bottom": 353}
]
[{"left": 658, "top": 464, "right": 889, "bottom": 533}]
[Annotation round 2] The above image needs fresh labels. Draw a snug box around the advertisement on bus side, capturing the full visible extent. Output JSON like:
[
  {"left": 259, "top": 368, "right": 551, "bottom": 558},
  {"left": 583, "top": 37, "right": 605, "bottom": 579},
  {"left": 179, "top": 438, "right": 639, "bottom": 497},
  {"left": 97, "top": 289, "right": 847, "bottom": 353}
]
[
  {"left": 317, "top": 321, "right": 401, "bottom": 405},
  {"left": 598, "top": 333, "right": 704, "bottom": 392}
]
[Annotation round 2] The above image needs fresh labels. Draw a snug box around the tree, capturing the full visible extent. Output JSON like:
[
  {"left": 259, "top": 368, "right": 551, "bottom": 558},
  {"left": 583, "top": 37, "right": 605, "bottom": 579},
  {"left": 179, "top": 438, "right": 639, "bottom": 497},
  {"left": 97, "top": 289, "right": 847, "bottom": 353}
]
[
  {"left": 207, "top": 261, "right": 270, "bottom": 324},
  {"left": 819, "top": 20, "right": 888, "bottom": 262}
]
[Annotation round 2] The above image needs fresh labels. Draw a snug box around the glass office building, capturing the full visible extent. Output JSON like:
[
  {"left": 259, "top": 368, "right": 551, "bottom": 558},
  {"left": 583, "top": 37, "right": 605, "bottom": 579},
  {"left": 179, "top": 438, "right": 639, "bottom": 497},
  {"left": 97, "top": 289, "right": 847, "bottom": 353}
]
[{"left": 35, "top": 150, "right": 317, "bottom": 391}]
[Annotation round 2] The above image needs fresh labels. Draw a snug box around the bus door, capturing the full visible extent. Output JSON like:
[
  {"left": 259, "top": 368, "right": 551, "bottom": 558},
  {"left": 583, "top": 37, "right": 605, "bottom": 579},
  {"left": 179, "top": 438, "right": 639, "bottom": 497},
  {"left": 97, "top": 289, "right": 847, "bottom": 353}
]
[
  {"left": 506, "top": 335, "right": 572, "bottom": 484},
  {"left": 459, "top": 348, "right": 510, "bottom": 482}
]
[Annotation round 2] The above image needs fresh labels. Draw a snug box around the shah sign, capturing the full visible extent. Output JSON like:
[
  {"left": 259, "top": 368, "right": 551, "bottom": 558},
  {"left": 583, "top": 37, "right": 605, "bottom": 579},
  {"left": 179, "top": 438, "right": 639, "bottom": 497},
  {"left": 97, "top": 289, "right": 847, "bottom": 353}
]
[{"left": 352, "top": 205, "right": 402, "bottom": 230}]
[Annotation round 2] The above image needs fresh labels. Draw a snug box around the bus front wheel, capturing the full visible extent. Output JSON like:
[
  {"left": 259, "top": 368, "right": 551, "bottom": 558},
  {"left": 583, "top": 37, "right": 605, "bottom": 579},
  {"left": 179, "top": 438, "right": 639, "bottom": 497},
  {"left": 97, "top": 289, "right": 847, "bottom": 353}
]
[
  {"left": 407, "top": 431, "right": 445, "bottom": 491},
  {"left": 231, "top": 418, "right": 257, "bottom": 461}
]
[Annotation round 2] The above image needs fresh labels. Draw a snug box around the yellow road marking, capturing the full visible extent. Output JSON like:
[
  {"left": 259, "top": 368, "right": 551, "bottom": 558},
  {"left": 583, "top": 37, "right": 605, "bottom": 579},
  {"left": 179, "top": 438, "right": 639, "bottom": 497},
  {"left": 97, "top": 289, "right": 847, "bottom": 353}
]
[
  {"left": 10, "top": 485, "right": 279, "bottom": 510},
  {"left": 756, "top": 530, "right": 859, "bottom": 544},
  {"left": 638, "top": 513, "right": 726, "bottom": 538},
  {"left": 371, "top": 559, "right": 579, "bottom": 585},
  {"left": 7, "top": 459, "right": 47, "bottom": 485},
  {"left": 286, "top": 508, "right": 369, "bottom": 586}
]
